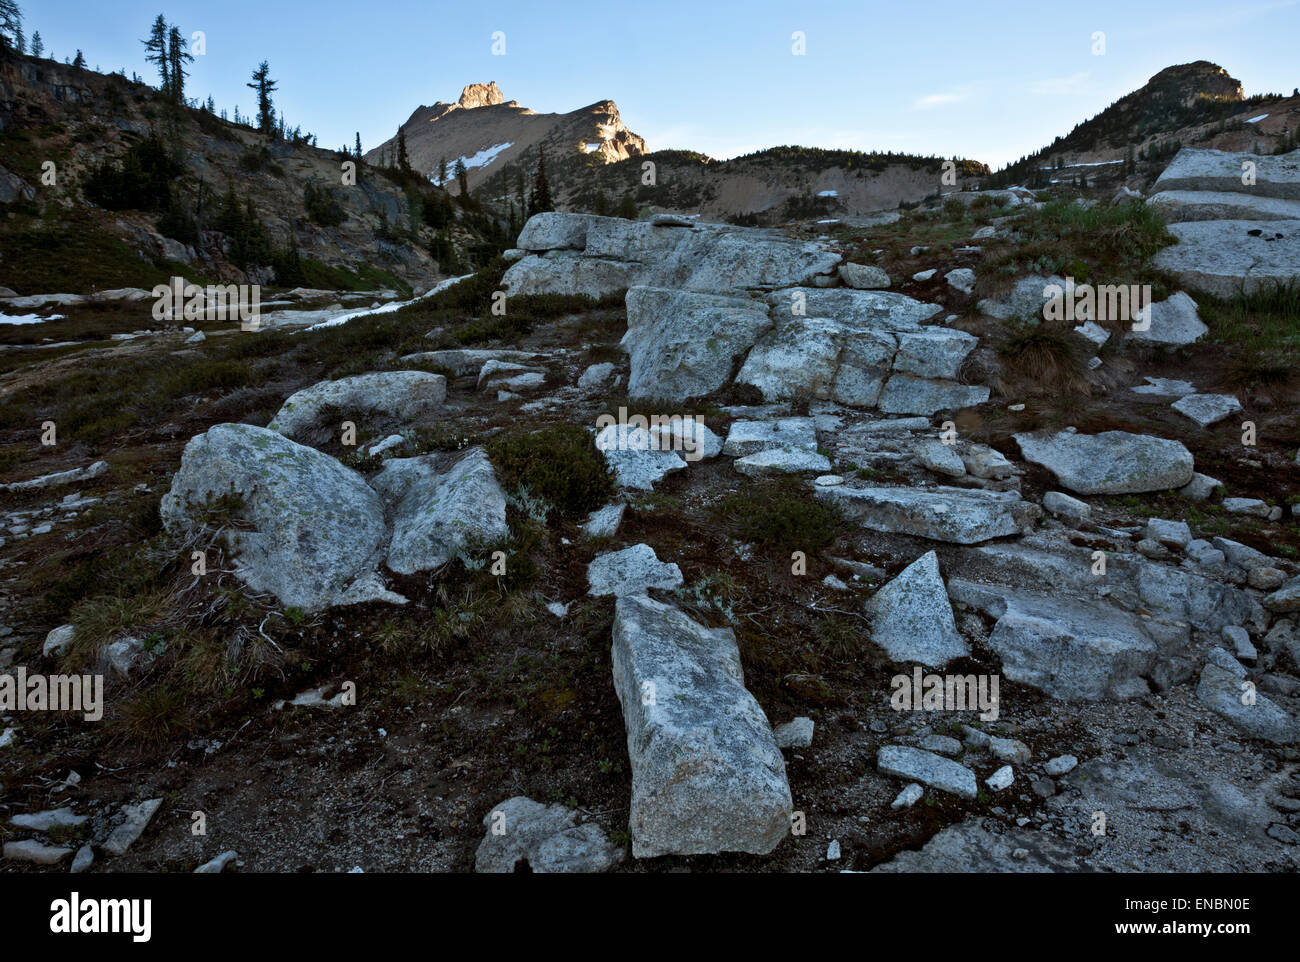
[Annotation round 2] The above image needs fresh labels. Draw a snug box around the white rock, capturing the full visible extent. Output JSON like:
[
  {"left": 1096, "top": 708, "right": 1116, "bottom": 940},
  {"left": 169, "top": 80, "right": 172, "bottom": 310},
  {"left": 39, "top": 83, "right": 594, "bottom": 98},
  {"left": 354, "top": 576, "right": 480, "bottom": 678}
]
[
  {"left": 867, "top": 551, "right": 969, "bottom": 666},
  {"left": 1171, "top": 393, "right": 1242, "bottom": 427},
  {"left": 914, "top": 439, "right": 967, "bottom": 478},
  {"left": 1044, "top": 755, "right": 1078, "bottom": 776},
  {"left": 595, "top": 424, "right": 686, "bottom": 490},
  {"left": 43, "top": 624, "right": 75, "bottom": 658},
  {"left": 102, "top": 798, "right": 163, "bottom": 856},
  {"left": 268, "top": 371, "right": 446, "bottom": 444},
  {"left": 195, "top": 850, "right": 239, "bottom": 873},
  {"left": 986, "top": 765, "right": 1015, "bottom": 791},
  {"left": 774, "top": 717, "right": 815, "bottom": 748},
  {"left": 839, "top": 263, "right": 891, "bottom": 289},
  {"left": 877, "top": 745, "right": 977, "bottom": 799},
  {"left": 577, "top": 362, "right": 616, "bottom": 389},
  {"left": 1222, "top": 497, "right": 1270, "bottom": 517},
  {"left": 587, "top": 543, "right": 683, "bottom": 597},
  {"left": 945, "top": 268, "right": 976, "bottom": 294},
  {"left": 474, "top": 796, "right": 622, "bottom": 873},
  {"left": 734, "top": 447, "right": 831, "bottom": 477},
  {"left": 890, "top": 783, "right": 924, "bottom": 809},
  {"left": 722, "top": 418, "right": 818, "bottom": 457},
  {"left": 1043, "top": 491, "right": 1091, "bottom": 522},
  {"left": 1014, "top": 429, "right": 1193, "bottom": 494},
  {"left": 581, "top": 503, "right": 626, "bottom": 539},
  {"left": 612, "top": 594, "right": 792, "bottom": 856},
  {"left": 3, "top": 840, "right": 73, "bottom": 865}
]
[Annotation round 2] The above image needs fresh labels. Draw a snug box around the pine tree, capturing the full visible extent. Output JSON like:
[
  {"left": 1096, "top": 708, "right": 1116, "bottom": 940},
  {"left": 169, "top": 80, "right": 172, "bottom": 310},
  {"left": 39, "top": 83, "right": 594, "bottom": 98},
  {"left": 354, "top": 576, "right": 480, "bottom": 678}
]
[
  {"left": 0, "top": 0, "right": 22, "bottom": 52},
  {"left": 246, "top": 61, "right": 277, "bottom": 134},
  {"left": 30, "top": 30, "right": 42, "bottom": 58},
  {"left": 142, "top": 14, "right": 169, "bottom": 93},
  {"left": 531, "top": 148, "right": 554, "bottom": 213},
  {"left": 437, "top": 156, "right": 448, "bottom": 186},
  {"left": 166, "top": 26, "right": 194, "bottom": 104},
  {"left": 354, "top": 132, "right": 362, "bottom": 159},
  {"left": 72, "top": 49, "right": 85, "bottom": 69},
  {"left": 396, "top": 127, "right": 411, "bottom": 173},
  {"left": 205, "top": 95, "right": 215, "bottom": 113},
  {"left": 453, "top": 158, "right": 468, "bottom": 197}
]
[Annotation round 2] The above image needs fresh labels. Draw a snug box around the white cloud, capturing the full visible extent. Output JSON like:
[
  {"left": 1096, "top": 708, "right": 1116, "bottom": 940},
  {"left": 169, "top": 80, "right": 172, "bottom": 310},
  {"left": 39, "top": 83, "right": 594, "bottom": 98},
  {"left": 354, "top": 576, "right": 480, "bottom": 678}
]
[
  {"left": 1028, "top": 72, "right": 1092, "bottom": 96},
  {"left": 915, "top": 91, "right": 968, "bottom": 109}
]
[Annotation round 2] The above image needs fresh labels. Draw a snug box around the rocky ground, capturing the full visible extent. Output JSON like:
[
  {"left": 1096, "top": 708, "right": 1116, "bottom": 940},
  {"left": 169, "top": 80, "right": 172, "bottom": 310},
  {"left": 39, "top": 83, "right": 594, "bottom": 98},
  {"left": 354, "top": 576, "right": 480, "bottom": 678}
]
[{"left": 2, "top": 147, "right": 1299, "bottom": 874}]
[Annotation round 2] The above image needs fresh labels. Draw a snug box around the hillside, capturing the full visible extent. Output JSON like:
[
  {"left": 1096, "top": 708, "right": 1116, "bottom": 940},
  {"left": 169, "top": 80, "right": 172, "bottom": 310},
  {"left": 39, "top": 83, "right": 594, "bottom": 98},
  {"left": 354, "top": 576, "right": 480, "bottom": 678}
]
[
  {"left": 0, "top": 50, "right": 505, "bottom": 297},
  {"left": 543, "top": 146, "right": 991, "bottom": 224},
  {"left": 988, "top": 61, "right": 1300, "bottom": 191}
]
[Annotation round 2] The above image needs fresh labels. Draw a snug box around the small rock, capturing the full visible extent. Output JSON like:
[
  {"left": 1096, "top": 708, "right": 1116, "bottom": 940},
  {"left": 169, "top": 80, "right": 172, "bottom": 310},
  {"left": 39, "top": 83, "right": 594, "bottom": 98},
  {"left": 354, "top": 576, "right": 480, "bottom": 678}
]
[
  {"left": 990, "top": 737, "right": 1031, "bottom": 764},
  {"left": 1043, "top": 755, "right": 1078, "bottom": 776},
  {"left": 4, "top": 840, "right": 74, "bottom": 865},
  {"left": 826, "top": 839, "right": 842, "bottom": 860},
  {"left": 919, "top": 734, "right": 962, "bottom": 756},
  {"left": 43, "top": 624, "right": 75, "bottom": 658},
  {"left": 1043, "top": 491, "right": 1090, "bottom": 522},
  {"left": 70, "top": 845, "right": 94, "bottom": 874},
  {"left": 1249, "top": 567, "right": 1286, "bottom": 591},
  {"left": 102, "top": 798, "right": 163, "bottom": 856},
  {"left": 945, "top": 268, "right": 976, "bottom": 294},
  {"left": 1222, "top": 497, "right": 1270, "bottom": 518},
  {"left": 986, "top": 766, "right": 1015, "bottom": 791},
  {"left": 1223, "top": 626, "right": 1257, "bottom": 662},
  {"left": 195, "top": 850, "right": 239, "bottom": 874},
  {"left": 891, "top": 783, "right": 924, "bottom": 809},
  {"left": 774, "top": 717, "right": 815, "bottom": 749}
]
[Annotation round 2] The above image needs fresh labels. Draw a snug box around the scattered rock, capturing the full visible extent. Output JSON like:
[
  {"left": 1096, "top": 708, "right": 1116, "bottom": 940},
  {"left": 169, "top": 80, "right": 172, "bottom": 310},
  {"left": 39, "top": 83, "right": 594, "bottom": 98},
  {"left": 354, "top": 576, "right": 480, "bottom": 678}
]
[
  {"left": 866, "top": 551, "right": 970, "bottom": 666},
  {"left": 774, "top": 717, "right": 815, "bottom": 749},
  {"left": 877, "top": 745, "right": 978, "bottom": 799},
  {"left": 102, "top": 798, "right": 164, "bottom": 856},
  {"left": 474, "top": 796, "right": 622, "bottom": 873},
  {"left": 1014, "top": 428, "right": 1194, "bottom": 494},
  {"left": 587, "top": 543, "right": 683, "bottom": 597}
]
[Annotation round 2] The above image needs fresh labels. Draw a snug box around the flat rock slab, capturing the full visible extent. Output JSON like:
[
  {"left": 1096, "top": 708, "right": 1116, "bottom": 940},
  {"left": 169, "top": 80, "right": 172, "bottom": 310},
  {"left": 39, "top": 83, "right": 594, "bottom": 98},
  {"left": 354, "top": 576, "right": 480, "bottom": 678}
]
[
  {"left": 612, "top": 594, "right": 792, "bottom": 857},
  {"left": 369, "top": 448, "right": 508, "bottom": 575},
  {"left": 1014, "top": 428, "right": 1193, "bottom": 494},
  {"left": 947, "top": 580, "right": 1158, "bottom": 701},
  {"left": 877, "top": 375, "right": 989, "bottom": 416},
  {"left": 816, "top": 484, "right": 1041, "bottom": 544},
  {"left": 268, "top": 371, "right": 446, "bottom": 445},
  {"left": 734, "top": 447, "right": 831, "bottom": 476},
  {"left": 595, "top": 424, "right": 686, "bottom": 490},
  {"left": 1126, "top": 291, "right": 1207, "bottom": 346},
  {"left": 1171, "top": 392, "right": 1242, "bottom": 427},
  {"left": 867, "top": 551, "right": 969, "bottom": 666},
  {"left": 400, "top": 348, "right": 540, "bottom": 376},
  {"left": 722, "top": 418, "right": 818, "bottom": 457},
  {"left": 474, "top": 796, "right": 623, "bottom": 873},
  {"left": 1151, "top": 147, "right": 1300, "bottom": 200},
  {"left": 1132, "top": 377, "right": 1196, "bottom": 397},
  {"left": 588, "top": 543, "right": 683, "bottom": 597},
  {"left": 877, "top": 745, "right": 977, "bottom": 799},
  {"left": 1152, "top": 220, "right": 1300, "bottom": 298},
  {"left": 1149, "top": 189, "right": 1300, "bottom": 223},
  {"left": 762, "top": 287, "right": 941, "bottom": 330},
  {"left": 871, "top": 819, "right": 1090, "bottom": 872}
]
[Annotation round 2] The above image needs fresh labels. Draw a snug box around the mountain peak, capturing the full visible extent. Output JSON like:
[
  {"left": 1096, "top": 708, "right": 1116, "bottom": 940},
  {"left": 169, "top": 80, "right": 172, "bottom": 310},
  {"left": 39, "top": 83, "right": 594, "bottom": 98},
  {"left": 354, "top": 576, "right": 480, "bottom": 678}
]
[{"left": 458, "top": 82, "right": 505, "bottom": 110}]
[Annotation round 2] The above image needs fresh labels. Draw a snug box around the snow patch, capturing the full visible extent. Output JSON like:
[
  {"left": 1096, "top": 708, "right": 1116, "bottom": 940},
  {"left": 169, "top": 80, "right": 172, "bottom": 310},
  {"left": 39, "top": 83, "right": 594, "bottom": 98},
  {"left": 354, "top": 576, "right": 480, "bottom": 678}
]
[
  {"left": 300, "top": 274, "right": 474, "bottom": 332},
  {"left": 1245, "top": 113, "right": 1269, "bottom": 124},
  {"left": 817, "top": 189, "right": 839, "bottom": 197},
  {"left": 0, "top": 312, "right": 63, "bottom": 326},
  {"left": 430, "top": 142, "right": 514, "bottom": 184}
]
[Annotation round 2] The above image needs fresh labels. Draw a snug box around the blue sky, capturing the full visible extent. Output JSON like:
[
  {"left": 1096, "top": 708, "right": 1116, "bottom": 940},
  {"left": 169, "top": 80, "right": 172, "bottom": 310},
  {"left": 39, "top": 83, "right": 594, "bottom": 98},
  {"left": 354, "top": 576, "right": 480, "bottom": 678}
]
[{"left": 25, "top": 0, "right": 1300, "bottom": 168}]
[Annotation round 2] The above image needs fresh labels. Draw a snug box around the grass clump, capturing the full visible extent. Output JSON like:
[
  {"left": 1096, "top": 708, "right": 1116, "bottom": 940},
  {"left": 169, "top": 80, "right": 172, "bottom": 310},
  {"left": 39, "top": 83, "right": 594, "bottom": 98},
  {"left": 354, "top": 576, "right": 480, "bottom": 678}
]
[
  {"left": 997, "top": 322, "right": 1089, "bottom": 396},
  {"left": 712, "top": 476, "right": 841, "bottom": 548},
  {"left": 487, "top": 425, "right": 615, "bottom": 522}
]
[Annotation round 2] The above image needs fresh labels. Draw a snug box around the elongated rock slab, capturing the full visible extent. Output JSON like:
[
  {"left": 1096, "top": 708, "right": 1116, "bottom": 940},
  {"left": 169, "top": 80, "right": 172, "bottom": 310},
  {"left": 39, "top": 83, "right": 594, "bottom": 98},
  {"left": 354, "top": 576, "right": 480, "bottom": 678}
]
[{"left": 611, "top": 594, "right": 791, "bottom": 857}]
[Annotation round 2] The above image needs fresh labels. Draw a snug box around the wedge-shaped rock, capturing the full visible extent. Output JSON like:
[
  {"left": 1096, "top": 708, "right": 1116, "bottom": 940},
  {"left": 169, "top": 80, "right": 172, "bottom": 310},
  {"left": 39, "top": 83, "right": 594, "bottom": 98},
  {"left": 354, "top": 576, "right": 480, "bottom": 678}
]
[
  {"left": 160, "top": 424, "right": 388, "bottom": 611},
  {"left": 877, "top": 746, "right": 977, "bottom": 799},
  {"left": 622, "top": 287, "right": 772, "bottom": 401},
  {"left": 867, "top": 551, "right": 969, "bottom": 666},
  {"left": 268, "top": 371, "right": 446, "bottom": 445},
  {"left": 947, "top": 580, "right": 1157, "bottom": 700},
  {"left": 516, "top": 211, "right": 614, "bottom": 251},
  {"left": 1014, "top": 428, "right": 1193, "bottom": 494},
  {"left": 369, "top": 448, "right": 507, "bottom": 575},
  {"left": 818, "top": 484, "right": 1040, "bottom": 544},
  {"left": 1152, "top": 220, "right": 1300, "bottom": 298},
  {"left": 878, "top": 375, "right": 989, "bottom": 415},
  {"left": 612, "top": 594, "right": 792, "bottom": 857},
  {"left": 1126, "top": 291, "right": 1207, "bottom": 346}
]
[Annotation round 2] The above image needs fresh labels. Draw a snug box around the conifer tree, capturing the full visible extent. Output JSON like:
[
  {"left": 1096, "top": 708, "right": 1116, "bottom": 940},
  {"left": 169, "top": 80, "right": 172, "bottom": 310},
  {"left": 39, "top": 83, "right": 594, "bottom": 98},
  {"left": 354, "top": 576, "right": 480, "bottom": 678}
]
[
  {"left": 354, "top": 132, "right": 362, "bottom": 159},
  {"left": 0, "top": 0, "right": 22, "bottom": 52},
  {"left": 72, "top": 49, "right": 85, "bottom": 69},
  {"left": 142, "top": 14, "right": 169, "bottom": 93},
  {"left": 31, "top": 30, "right": 42, "bottom": 58},
  {"left": 531, "top": 148, "right": 554, "bottom": 213},
  {"left": 246, "top": 61, "right": 277, "bottom": 134},
  {"left": 167, "top": 26, "right": 193, "bottom": 104},
  {"left": 396, "top": 127, "right": 411, "bottom": 173}
]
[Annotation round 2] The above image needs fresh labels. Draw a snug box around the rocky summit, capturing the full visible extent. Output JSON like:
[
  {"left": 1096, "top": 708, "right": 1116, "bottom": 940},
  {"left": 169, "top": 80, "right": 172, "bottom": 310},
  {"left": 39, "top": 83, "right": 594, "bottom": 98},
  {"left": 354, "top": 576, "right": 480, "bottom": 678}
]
[{"left": 1, "top": 7, "right": 1299, "bottom": 890}]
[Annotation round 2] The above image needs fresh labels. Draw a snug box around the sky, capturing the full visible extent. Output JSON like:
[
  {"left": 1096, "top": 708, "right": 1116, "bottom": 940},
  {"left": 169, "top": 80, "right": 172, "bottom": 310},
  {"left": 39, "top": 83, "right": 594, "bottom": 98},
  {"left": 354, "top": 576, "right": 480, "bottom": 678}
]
[{"left": 22, "top": 0, "right": 1300, "bottom": 169}]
